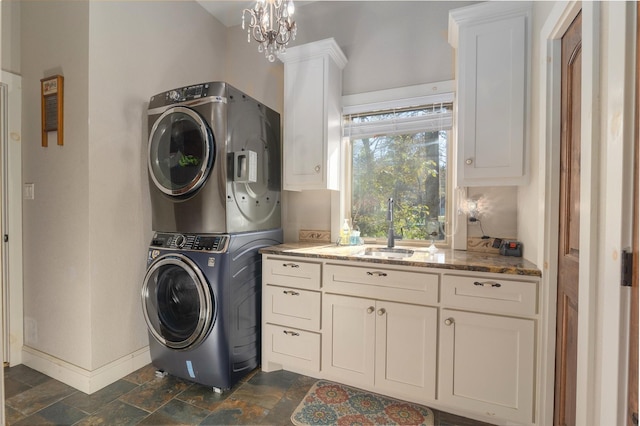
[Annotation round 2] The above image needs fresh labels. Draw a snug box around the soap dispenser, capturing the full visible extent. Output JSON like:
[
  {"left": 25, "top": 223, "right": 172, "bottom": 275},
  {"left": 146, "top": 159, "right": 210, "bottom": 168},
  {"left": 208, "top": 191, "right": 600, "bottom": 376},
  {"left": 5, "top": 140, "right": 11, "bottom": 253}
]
[{"left": 340, "top": 219, "right": 351, "bottom": 245}]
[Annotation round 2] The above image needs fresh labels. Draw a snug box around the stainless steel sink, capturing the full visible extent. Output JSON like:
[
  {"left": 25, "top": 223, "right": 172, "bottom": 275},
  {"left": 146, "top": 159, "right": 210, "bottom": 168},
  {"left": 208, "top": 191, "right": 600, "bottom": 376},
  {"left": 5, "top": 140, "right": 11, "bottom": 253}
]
[{"left": 358, "top": 247, "right": 415, "bottom": 259}]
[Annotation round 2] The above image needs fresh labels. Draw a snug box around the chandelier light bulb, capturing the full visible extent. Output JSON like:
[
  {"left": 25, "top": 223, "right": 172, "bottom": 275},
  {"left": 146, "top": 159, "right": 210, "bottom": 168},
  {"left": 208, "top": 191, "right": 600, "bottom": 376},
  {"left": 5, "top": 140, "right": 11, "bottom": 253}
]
[{"left": 287, "top": 0, "right": 295, "bottom": 16}]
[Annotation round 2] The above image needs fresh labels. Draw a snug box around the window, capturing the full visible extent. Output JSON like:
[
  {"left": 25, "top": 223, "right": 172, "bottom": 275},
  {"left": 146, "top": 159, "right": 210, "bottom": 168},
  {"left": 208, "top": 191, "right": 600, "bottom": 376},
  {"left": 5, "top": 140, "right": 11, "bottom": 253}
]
[{"left": 343, "top": 85, "right": 454, "bottom": 246}]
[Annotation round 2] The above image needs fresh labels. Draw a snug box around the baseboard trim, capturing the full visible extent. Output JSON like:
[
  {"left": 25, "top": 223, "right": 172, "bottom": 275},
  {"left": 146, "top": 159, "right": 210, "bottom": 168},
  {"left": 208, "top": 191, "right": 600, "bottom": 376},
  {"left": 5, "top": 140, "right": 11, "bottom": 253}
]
[{"left": 21, "top": 346, "right": 151, "bottom": 394}]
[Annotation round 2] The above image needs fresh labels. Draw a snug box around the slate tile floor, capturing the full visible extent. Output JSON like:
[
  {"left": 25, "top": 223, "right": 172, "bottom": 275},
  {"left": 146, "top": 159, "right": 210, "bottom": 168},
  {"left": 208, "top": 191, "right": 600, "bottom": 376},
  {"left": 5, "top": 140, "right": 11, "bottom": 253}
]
[{"left": 5, "top": 363, "right": 492, "bottom": 425}]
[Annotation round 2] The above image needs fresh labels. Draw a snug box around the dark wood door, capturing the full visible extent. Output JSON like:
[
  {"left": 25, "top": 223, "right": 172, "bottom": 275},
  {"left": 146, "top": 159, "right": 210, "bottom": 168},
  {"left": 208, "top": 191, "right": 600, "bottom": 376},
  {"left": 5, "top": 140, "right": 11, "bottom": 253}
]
[{"left": 554, "top": 11, "right": 582, "bottom": 426}]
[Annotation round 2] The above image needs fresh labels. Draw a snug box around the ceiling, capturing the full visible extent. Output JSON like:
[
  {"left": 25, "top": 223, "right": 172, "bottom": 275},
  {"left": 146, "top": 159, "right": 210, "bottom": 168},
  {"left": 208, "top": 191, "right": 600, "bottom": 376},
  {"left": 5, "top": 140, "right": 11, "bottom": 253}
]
[{"left": 196, "top": 0, "right": 316, "bottom": 28}]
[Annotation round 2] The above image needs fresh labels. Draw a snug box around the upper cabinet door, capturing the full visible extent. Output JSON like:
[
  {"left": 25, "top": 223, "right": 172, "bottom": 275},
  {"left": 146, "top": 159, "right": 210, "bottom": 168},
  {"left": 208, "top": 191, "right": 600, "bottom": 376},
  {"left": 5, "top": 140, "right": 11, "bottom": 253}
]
[
  {"left": 449, "top": 2, "right": 532, "bottom": 187},
  {"left": 280, "top": 38, "right": 347, "bottom": 191}
]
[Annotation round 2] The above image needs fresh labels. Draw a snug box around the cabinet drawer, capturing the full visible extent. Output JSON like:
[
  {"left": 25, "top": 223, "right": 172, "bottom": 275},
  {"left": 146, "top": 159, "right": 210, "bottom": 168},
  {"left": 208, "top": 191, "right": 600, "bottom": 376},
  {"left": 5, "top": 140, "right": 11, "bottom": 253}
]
[
  {"left": 442, "top": 274, "right": 538, "bottom": 316},
  {"left": 263, "top": 257, "right": 322, "bottom": 290},
  {"left": 264, "top": 285, "right": 321, "bottom": 331},
  {"left": 323, "top": 264, "right": 438, "bottom": 305},
  {"left": 263, "top": 324, "right": 321, "bottom": 373}
]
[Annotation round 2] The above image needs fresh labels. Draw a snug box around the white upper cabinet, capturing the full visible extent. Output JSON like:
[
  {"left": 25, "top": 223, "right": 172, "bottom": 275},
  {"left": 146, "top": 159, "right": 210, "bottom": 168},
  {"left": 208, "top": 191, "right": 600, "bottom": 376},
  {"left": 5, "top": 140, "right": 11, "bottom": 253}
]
[
  {"left": 449, "top": 2, "right": 532, "bottom": 186},
  {"left": 280, "top": 38, "right": 347, "bottom": 191}
]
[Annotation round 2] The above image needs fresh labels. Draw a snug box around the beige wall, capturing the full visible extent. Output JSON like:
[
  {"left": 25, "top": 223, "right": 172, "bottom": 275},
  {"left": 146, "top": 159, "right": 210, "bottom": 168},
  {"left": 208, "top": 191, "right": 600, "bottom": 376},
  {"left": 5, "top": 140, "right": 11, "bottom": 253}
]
[
  {"left": 21, "top": 0, "right": 92, "bottom": 369},
  {"left": 1, "top": 0, "right": 20, "bottom": 75},
  {"left": 293, "top": 1, "right": 474, "bottom": 96},
  {"left": 85, "top": 1, "right": 230, "bottom": 370}
]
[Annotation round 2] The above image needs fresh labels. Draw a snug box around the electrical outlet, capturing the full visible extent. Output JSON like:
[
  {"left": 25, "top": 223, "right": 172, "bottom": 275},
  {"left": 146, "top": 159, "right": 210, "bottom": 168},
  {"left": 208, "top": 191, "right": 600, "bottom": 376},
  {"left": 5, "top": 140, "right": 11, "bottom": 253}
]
[{"left": 23, "top": 183, "right": 34, "bottom": 200}]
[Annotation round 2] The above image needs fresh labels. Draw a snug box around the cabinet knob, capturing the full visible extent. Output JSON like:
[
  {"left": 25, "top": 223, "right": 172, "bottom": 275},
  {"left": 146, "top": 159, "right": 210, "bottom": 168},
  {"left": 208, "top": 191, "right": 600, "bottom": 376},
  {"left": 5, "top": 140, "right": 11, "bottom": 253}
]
[
  {"left": 444, "top": 318, "right": 454, "bottom": 326},
  {"left": 367, "top": 306, "right": 375, "bottom": 314},
  {"left": 465, "top": 158, "right": 473, "bottom": 165},
  {"left": 377, "top": 308, "right": 386, "bottom": 316},
  {"left": 314, "top": 165, "right": 321, "bottom": 173}
]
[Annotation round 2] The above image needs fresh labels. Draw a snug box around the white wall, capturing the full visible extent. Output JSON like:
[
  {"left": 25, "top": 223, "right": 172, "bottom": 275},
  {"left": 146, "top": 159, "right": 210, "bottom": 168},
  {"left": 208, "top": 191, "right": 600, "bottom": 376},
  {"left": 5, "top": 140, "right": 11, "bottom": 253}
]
[
  {"left": 225, "top": 24, "right": 284, "bottom": 114},
  {"left": 1, "top": 0, "right": 20, "bottom": 75},
  {"left": 517, "top": 1, "right": 556, "bottom": 263},
  {"left": 293, "top": 1, "right": 474, "bottom": 96},
  {"left": 86, "top": 0, "right": 229, "bottom": 370},
  {"left": 21, "top": 0, "right": 92, "bottom": 369}
]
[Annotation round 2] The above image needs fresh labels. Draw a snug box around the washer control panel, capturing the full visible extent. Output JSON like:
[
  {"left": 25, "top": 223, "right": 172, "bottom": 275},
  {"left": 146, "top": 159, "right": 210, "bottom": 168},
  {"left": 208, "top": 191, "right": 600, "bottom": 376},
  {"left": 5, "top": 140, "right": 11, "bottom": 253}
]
[
  {"left": 150, "top": 233, "right": 229, "bottom": 253},
  {"left": 164, "top": 83, "right": 209, "bottom": 103}
]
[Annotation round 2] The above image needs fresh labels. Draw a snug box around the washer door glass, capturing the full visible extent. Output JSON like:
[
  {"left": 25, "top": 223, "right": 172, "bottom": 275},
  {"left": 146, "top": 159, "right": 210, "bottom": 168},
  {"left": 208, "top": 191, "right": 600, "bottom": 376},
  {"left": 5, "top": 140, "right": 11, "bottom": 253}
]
[
  {"left": 142, "top": 254, "right": 214, "bottom": 350},
  {"left": 148, "top": 106, "right": 214, "bottom": 197}
]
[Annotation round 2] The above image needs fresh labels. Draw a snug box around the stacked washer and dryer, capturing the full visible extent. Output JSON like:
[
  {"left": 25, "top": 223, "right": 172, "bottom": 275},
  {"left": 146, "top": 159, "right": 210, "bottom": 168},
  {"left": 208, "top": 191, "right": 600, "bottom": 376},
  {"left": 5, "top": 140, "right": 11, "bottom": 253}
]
[{"left": 141, "top": 82, "right": 282, "bottom": 391}]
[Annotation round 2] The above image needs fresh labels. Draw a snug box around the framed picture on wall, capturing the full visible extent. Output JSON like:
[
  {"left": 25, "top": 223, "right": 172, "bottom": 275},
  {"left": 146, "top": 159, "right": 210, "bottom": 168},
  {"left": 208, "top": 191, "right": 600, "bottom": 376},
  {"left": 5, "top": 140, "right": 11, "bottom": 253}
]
[{"left": 41, "top": 75, "right": 64, "bottom": 147}]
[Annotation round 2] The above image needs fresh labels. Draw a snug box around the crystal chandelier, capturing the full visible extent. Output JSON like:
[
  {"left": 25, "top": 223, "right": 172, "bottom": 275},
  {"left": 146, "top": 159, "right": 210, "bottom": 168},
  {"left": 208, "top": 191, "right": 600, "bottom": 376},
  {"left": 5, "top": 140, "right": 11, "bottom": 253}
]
[{"left": 242, "top": 0, "right": 297, "bottom": 62}]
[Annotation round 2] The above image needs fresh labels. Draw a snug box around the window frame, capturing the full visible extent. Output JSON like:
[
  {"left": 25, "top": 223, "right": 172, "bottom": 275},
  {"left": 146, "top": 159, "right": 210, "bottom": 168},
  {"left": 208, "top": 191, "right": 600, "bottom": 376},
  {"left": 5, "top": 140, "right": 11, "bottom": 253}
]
[{"left": 338, "top": 81, "right": 462, "bottom": 248}]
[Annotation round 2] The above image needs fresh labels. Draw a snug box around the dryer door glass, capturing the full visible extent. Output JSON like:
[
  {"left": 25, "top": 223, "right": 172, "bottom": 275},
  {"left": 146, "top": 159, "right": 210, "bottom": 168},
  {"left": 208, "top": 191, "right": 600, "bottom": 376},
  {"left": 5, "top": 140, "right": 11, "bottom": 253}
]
[
  {"left": 142, "top": 255, "right": 214, "bottom": 349},
  {"left": 148, "top": 106, "right": 214, "bottom": 197}
]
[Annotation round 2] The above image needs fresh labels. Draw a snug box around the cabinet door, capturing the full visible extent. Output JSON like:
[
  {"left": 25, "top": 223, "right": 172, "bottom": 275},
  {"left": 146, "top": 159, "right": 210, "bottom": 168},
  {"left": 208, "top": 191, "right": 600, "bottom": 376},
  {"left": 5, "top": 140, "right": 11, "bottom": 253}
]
[
  {"left": 375, "top": 301, "right": 437, "bottom": 403},
  {"left": 322, "top": 294, "right": 375, "bottom": 388},
  {"left": 283, "top": 56, "right": 327, "bottom": 190},
  {"left": 439, "top": 309, "right": 534, "bottom": 424},
  {"left": 456, "top": 13, "right": 527, "bottom": 186}
]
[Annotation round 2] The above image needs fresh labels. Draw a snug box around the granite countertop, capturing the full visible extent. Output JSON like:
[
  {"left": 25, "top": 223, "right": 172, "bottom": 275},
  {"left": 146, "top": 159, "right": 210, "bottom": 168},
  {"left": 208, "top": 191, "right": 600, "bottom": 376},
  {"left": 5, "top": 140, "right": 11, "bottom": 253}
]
[{"left": 260, "top": 243, "right": 541, "bottom": 277}]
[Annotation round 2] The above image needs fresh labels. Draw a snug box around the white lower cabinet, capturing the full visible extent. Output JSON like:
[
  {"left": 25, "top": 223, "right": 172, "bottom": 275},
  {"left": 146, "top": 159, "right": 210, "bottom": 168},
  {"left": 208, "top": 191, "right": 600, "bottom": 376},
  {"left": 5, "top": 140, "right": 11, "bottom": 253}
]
[
  {"left": 322, "top": 293, "right": 437, "bottom": 404},
  {"left": 438, "top": 309, "right": 535, "bottom": 424},
  {"left": 261, "top": 255, "right": 541, "bottom": 424},
  {"left": 262, "top": 257, "right": 322, "bottom": 376}
]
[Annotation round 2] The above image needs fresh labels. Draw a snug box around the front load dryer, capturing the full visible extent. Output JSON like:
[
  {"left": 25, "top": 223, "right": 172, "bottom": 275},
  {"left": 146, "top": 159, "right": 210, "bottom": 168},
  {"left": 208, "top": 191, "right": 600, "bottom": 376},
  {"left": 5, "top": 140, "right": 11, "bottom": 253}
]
[
  {"left": 141, "top": 228, "right": 282, "bottom": 389},
  {"left": 147, "top": 82, "right": 281, "bottom": 233}
]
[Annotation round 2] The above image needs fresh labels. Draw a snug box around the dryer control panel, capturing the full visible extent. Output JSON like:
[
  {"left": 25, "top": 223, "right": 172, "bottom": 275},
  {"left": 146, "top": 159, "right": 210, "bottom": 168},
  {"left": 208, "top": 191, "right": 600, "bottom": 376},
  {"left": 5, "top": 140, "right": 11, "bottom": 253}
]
[{"left": 150, "top": 233, "right": 229, "bottom": 253}]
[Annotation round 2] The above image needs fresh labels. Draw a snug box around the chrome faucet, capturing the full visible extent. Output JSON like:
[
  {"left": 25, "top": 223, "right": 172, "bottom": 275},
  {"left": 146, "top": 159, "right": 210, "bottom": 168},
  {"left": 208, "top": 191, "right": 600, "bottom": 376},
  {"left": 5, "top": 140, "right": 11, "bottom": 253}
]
[{"left": 387, "top": 198, "right": 395, "bottom": 248}]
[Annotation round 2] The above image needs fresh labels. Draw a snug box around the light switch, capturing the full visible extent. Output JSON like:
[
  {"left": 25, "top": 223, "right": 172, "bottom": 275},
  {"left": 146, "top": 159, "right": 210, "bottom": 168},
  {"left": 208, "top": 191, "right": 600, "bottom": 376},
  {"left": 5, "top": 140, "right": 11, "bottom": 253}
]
[{"left": 23, "top": 183, "right": 34, "bottom": 200}]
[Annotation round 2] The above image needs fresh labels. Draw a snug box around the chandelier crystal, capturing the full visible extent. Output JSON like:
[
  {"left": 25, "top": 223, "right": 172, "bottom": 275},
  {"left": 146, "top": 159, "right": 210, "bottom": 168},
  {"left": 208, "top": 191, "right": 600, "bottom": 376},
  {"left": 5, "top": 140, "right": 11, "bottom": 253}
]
[{"left": 242, "top": 0, "right": 297, "bottom": 62}]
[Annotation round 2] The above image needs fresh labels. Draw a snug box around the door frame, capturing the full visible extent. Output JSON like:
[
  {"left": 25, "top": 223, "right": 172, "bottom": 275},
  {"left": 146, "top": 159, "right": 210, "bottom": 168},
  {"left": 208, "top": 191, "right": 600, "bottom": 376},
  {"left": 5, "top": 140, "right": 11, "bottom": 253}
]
[
  {"left": 0, "top": 70, "right": 23, "bottom": 368},
  {"left": 539, "top": 2, "right": 636, "bottom": 425}
]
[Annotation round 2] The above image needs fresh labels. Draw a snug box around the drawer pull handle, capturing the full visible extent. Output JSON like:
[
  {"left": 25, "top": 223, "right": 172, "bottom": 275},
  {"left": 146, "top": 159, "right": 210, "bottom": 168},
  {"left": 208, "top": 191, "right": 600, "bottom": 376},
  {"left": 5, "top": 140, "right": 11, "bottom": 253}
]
[
  {"left": 366, "top": 271, "right": 388, "bottom": 277},
  {"left": 377, "top": 308, "right": 386, "bottom": 316},
  {"left": 367, "top": 306, "right": 375, "bottom": 314},
  {"left": 444, "top": 318, "right": 454, "bottom": 326},
  {"left": 473, "top": 281, "right": 502, "bottom": 288},
  {"left": 283, "top": 263, "right": 300, "bottom": 268},
  {"left": 283, "top": 330, "right": 300, "bottom": 337},
  {"left": 283, "top": 290, "right": 300, "bottom": 296}
]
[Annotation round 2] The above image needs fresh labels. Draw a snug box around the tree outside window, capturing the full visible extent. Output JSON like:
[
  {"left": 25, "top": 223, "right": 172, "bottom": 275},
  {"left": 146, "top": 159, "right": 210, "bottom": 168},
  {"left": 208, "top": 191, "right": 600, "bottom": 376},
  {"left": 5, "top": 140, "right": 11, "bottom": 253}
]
[{"left": 345, "top": 103, "right": 451, "bottom": 244}]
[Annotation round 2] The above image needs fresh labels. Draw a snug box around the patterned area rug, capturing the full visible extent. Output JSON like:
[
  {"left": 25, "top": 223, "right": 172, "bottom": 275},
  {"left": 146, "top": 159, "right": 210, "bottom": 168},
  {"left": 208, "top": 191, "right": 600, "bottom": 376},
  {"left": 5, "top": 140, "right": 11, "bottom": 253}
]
[{"left": 291, "top": 380, "right": 435, "bottom": 426}]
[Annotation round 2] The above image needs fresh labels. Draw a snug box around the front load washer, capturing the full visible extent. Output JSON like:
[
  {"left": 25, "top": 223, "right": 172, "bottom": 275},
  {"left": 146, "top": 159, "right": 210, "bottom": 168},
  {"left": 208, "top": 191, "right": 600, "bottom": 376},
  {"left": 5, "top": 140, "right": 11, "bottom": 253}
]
[
  {"left": 141, "top": 228, "right": 282, "bottom": 389},
  {"left": 147, "top": 82, "right": 281, "bottom": 233}
]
